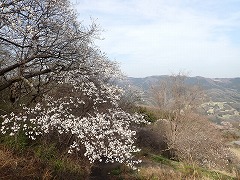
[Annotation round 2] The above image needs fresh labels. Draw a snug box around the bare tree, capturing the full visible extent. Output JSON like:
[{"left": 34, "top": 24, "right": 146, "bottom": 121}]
[
  {"left": 147, "top": 73, "right": 235, "bottom": 169},
  {"left": 0, "top": 0, "right": 99, "bottom": 103},
  {"left": 148, "top": 113, "right": 235, "bottom": 170},
  {"left": 151, "top": 72, "right": 204, "bottom": 114},
  {"left": 150, "top": 73, "right": 204, "bottom": 147}
]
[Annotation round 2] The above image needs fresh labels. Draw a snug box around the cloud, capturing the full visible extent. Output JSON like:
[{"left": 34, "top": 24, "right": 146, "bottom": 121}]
[{"left": 72, "top": 0, "right": 240, "bottom": 78}]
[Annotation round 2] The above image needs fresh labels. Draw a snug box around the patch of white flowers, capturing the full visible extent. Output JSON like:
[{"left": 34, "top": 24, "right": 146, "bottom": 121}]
[
  {"left": 0, "top": 0, "right": 146, "bottom": 169},
  {"left": 1, "top": 66, "right": 146, "bottom": 169}
]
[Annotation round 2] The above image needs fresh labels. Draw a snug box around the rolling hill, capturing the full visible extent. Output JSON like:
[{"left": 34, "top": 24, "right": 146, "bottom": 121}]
[{"left": 126, "top": 76, "right": 240, "bottom": 124}]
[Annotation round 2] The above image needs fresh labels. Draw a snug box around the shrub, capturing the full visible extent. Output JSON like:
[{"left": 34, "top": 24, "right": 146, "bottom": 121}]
[
  {"left": 0, "top": 67, "right": 146, "bottom": 169},
  {"left": 136, "top": 106, "right": 159, "bottom": 122},
  {"left": 0, "top": 131, "right": 29, "bottom": 152},
  {"left": 137, "top": 112, "right": 236, "bottom": 170}
]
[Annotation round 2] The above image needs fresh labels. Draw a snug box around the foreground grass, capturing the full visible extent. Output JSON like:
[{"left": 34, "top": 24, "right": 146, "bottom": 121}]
[
  {"left": 0, "top": 143, "right": 238, "bottom": 180},
  {"left": 92, "top": 151, "right": 238, "bottom": 180},
  {"left": 139, "top": 153, "right": 237, "bottom": 180},
  {"left": 0, "top": 145, "right": 88, "bottom": 179},
  {"left": 0, "top": 133, "right": 88, "bottom": 179},
  {"left": 0, "top": 133, "right": 238, "bottom": 179}
]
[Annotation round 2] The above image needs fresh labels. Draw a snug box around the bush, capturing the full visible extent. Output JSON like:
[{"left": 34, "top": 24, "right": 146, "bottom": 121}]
[
  {"left": 137, "top": 107, "right": 158, "bottom": 122},
  {"left": 137, "top": 113, "right": 236, "bottom": 170},
  {"left": 0, "top": 67, "right": 147, "bottom": 169},
  {"left": 170, "top": 114, "right": 235, "bottom": 170},
  {"left": 0, "top": 132, "right": 29, "bottom": 152},
  {"left": 136, "top": 124, "right": 171, "bottom": 158}
]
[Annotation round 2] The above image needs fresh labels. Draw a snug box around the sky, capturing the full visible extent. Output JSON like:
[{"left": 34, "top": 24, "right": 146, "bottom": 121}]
[{"left": 71, "top": 0, "right": 240, "bottom": 78}]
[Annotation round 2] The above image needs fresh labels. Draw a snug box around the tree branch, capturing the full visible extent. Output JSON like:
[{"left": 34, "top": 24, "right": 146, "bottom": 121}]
[
  {"left": 0, "top": 54, "right": 52, "bottom": 76},
  {"left": 0, "top": 37, "right": 32, "bottom": 49},
  {"left": 0, "top": 68, "right": 53, "bottom": 91}
]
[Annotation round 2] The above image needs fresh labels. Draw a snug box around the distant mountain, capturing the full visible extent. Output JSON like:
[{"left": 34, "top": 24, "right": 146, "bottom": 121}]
[
  {"left": 127, "top": 76, "right": 240, "bottom": 102},
  {"left": 128, "top": 75, "right": 240, "bottom": 89},
  {"left": 125, "top": 75, "right": 240, "bottom": 124}
]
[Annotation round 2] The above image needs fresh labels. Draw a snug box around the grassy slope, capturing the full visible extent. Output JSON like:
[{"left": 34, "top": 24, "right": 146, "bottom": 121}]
[
  {"left": 0, "top": 140, "right": 87, "bottom": 179},
  {"left": 1, "top": 142, "right": 238, "bottom": 180},
  {"left": 137, "top": 151, "right": 237, "bottom": 180}
]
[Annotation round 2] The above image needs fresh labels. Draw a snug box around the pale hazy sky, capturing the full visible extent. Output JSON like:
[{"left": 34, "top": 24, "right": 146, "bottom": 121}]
[{"left": 71, "top": 0, "right": 240, "bottom": 78}]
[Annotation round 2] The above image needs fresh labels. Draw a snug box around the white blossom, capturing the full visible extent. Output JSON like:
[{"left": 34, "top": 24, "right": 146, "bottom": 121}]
[{"left": 1, "top": 66, "right": 146, "bottom": 169}]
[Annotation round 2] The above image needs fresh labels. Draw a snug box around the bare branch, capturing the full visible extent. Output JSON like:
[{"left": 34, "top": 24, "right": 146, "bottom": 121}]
[
  {"left": 0, "top": 37, "right": 32, "bottom": 49},
  {"left": 0, "top": 68, "right": 53, "bottom": 91}
]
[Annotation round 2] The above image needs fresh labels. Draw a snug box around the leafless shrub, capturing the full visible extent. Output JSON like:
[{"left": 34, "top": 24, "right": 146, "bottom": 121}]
[
  {"left": 136, "top": 124, "right": 170, "bottom": 156},
  {"left": 149, "top": 113, "right": 236, "bottom": 170},
  {"left": 150, "top": 72, "right": 205, "bottom": 114},
  {"left": 140, "top": 72, "right": 236, "bottom": 170}
]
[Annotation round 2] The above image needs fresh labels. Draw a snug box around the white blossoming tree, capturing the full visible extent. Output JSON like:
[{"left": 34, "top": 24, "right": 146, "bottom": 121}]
[
  {"left": 0, "top": 0, "right": 146, "bottom": 169},
  {"left": 0, "top": 0, "right": 98, "bottom": 103}
]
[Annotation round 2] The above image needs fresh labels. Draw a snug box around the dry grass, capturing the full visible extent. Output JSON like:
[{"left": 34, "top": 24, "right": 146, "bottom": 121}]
[
  {"left": 138, "top": 165, "right": 237, "bottom": 180},
  {"left": 211, "top": 169, "right": 237, "bottom": 180},
  {"left": 138, "top": 166, "right": 181, "bottom": 180},
  {"left": 138, "top": 166, "right": 205, "bottom": 180},
  {"left": 0, "top": 145, "right": 52, "bottom": 179},
  {"left": 230, "top": 147, "right": 240, "bottom": 160},
  {"left": 0, "top": 142, "right": 91, "bottom": 179},
  {"left": 229, "top": 147, "right": 240, "bottom": 178}
]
